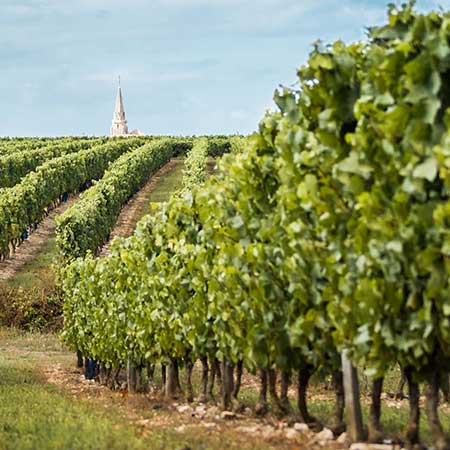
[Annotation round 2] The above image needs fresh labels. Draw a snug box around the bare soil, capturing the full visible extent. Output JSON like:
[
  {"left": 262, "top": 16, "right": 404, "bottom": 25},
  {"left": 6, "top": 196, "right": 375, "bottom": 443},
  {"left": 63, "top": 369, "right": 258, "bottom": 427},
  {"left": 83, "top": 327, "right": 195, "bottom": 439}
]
[{"left": 0, "top": 195, "right": 78, "bottom": 282}]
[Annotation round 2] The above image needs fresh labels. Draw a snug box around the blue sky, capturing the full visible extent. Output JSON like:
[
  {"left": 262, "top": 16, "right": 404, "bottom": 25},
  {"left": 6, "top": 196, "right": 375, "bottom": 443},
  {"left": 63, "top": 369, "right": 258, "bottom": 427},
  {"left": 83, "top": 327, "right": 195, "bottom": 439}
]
[{"left": 1, "top": 0, "right": 449, "bottom": 137}]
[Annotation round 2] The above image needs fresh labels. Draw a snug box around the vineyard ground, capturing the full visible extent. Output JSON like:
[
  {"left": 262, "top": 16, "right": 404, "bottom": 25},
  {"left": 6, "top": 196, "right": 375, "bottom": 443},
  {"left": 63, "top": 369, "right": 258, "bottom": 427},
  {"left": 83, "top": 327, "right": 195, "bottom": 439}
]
[
  {"left": 138, "top": 156, "right": 186, "bottom": 217},
  {"left": 6, "top": 236, "right": 57, "bottom": 290},
  {"left": 0, "top": 194, "right": 79, "bottom": 285},
  {"left": 0, "top": 328, "right": 296, "bottom": 450},
  {"left": 1, "top": 329, "right": 450, "bottom": 449}
]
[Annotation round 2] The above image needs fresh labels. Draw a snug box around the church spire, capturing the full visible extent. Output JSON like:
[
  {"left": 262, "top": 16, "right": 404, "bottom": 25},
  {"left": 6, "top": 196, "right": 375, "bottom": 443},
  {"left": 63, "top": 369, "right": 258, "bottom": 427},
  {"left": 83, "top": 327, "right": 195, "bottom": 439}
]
[{"left": 110, "top": 76, "right": 129, "bottom": 136}]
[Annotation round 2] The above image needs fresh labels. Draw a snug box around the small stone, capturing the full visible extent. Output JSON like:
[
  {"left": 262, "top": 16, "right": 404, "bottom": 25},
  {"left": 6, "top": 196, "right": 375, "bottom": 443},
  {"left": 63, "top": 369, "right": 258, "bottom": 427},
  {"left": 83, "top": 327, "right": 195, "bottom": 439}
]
[
  {"left": 285, "top": 428, "right": 298, "bottom": 440},
  {"left": 293, "top": 422, "right": 309, "bottom": 432},
  {"left": 237, "top": 425, "right": 260, "bottom": 434},
  {"left": 337, "top": 432, "right": 348, "bottom": 444},
  {"left": 315, "top": 428, "right": 334, "bottom": 442},
  {"left": 349, "top": 444, "right": 395, "bottom": 450},
  {"left": 175, "top": 425, "right": 186, "bottom": 433},
  {"left": 220, "top": 411, "right": 236, "bottom": 420},
  {"left": 136, "top": 419, "right": 150, "bottom": 426},
  {"left": 202, "top": 422, "right": 216, "bottom": 428},
  {"left": 177, "top": 405, "right": 193, "bottom": 414},
  {"left": 194, "top": 405, "right": 206, "bottom": 418}
]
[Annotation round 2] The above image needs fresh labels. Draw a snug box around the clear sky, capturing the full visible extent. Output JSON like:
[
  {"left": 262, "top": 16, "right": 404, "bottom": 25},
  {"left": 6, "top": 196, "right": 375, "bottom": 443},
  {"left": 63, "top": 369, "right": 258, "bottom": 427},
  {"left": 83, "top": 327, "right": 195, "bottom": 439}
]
[{"left": 1, "top": 0, "right": 449, "bottom": 137}]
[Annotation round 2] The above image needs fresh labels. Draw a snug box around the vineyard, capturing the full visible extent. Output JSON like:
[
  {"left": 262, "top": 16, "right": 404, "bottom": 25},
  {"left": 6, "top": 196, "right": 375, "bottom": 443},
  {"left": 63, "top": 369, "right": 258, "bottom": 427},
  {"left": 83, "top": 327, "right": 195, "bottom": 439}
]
[{"left": 1, "top": 2, "right": 450, "bottom": 450}]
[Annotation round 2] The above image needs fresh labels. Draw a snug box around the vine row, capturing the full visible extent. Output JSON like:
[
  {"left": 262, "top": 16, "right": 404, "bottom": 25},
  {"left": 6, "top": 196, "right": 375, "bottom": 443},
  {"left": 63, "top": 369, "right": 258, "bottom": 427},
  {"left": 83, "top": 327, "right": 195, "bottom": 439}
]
[
  {"left": 0, "top": 138, "right": 105, "bottom": 188},
  {"left": 0, "top": 138, "right": 144, "bottom": 261},
  {"left": 0, "top": 136, "right": 95, "bottom": 156},
  {"left": 56, "top": 138, "right": 192, "bottom": 260}
]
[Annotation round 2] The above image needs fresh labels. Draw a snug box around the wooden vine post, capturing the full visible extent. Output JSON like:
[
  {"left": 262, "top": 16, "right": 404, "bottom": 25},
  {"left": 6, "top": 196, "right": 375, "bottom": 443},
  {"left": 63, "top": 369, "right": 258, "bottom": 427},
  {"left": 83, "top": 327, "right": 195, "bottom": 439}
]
[{"left": 341, "top": 350, "right": 364, "bottom": 442}]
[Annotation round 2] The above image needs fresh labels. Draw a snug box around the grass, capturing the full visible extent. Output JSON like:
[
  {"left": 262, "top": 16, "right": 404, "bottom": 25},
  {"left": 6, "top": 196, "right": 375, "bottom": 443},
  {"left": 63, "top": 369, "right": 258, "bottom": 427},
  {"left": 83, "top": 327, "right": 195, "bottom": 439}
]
[
  {"left": 148, "top": 158, "right": 185, "bottom": 202},
  {"left": 0, "top": 375, "right": 272, "bottom": 450},
  {"left": 165, "top": 362, "right": 450, "bottom": 447},
  {"left": 0, "top": 331, "right": 142, "bottom": 450},
  {"left": 1, "top": 331, "right": 450, "bottom": 449},
  {"left": 6, "top": 237, "right": 58, "bottom": 290},
  {"left": 0, "top": 371, "right": 144, "bottom": 450},
  {"left": 139, "top": 158, "right": 185, "bottom": 217},
  {"left": 0, "top": 329, "right": 286, "bottom": 450},
  {"left": 138, "top": 156, "right": 216, "bottom": 218},
  {"left": 0, "top": 237, "right": 61, "bottom": 332}
]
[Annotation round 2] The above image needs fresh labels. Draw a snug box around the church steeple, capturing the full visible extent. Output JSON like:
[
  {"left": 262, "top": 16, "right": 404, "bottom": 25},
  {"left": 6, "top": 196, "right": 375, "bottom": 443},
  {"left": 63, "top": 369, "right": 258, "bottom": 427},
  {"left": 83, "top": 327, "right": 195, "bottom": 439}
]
[{"left": 110, "top": 77, "right": 129, "bottom": 136}]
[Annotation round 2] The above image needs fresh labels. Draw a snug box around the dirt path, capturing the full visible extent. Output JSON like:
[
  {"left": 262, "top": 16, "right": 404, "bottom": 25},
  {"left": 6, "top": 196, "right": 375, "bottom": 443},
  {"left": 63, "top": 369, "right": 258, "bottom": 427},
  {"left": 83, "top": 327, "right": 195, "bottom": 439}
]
[
  {"left": 100, "top": 159, "right": 181, "bottom": 256},
  {"left": 0, "top": 196, "right": 79, "bottom": 282}
]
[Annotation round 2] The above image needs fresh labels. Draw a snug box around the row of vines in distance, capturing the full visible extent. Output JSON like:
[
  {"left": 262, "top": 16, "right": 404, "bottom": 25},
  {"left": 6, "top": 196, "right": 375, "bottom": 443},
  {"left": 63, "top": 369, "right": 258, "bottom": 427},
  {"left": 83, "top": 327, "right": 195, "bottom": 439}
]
[
  {"left": 55, "top": 136, "right": 237, "bottom": 260},
  {"left": 0, "top": 138, "right": 145, "bottom": 260}
]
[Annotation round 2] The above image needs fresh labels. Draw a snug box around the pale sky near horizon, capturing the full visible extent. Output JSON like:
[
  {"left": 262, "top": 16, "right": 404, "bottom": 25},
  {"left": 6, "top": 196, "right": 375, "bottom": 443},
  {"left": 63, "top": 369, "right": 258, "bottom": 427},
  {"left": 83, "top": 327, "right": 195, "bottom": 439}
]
[{"left": 1, "top": 0, "right": 449, "bottom": 137}]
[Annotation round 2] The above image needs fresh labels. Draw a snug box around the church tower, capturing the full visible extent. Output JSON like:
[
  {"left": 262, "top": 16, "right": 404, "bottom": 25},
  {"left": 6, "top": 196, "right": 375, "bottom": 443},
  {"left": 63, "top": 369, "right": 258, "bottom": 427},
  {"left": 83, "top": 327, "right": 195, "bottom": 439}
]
[{"left": 110, "top": 77, "right": 129, "bottom": 137}]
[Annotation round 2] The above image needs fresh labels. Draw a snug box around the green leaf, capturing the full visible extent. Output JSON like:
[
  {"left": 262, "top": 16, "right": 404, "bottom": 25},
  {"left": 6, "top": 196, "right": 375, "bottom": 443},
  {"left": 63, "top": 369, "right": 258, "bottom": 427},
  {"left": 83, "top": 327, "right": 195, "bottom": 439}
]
[{"left": 412, "top": 157, "right": 438, "bottom": 182}]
